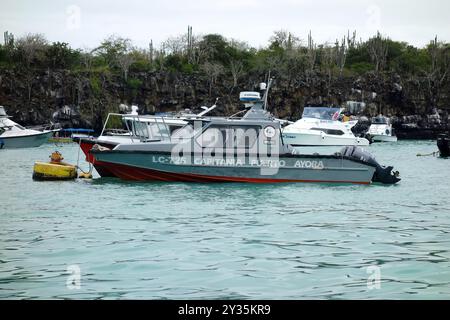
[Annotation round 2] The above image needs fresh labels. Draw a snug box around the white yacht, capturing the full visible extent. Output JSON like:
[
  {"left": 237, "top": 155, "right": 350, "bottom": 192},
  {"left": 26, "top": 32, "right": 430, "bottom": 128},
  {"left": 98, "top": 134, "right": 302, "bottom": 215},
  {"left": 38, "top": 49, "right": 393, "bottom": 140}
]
[
  {"left": 282, "top": 107, "right": 370, "bottom": 146},
  {"left": 368, "top": 115, "right": 397, "bottom": 142},
  {"left": 0, "top": 106, "right": 52, "bottom": 149}
]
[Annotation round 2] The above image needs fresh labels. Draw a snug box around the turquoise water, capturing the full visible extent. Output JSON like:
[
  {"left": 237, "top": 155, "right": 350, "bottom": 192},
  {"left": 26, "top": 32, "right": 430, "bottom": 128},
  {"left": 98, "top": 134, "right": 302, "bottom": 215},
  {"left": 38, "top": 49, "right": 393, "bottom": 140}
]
[{"left": 1, "top": 141, "right": 450, "bottom": 299}]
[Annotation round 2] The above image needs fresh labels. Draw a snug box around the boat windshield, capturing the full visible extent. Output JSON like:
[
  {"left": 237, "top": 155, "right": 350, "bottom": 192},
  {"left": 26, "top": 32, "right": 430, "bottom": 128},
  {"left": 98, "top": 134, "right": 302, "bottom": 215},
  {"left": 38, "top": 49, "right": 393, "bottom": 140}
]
[
  {"left": 372, "top": 116, "right": 388, "bottom": 124},
  {"left": 15, "top": 124, "right": 26, "bottom": 130},
  {"left": 302, "top": 107, "right": 341, "bottom": 120}
]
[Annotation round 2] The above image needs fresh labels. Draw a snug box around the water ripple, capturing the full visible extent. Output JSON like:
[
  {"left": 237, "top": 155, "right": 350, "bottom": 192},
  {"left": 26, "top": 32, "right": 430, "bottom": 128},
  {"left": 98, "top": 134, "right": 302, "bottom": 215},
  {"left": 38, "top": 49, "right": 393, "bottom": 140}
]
[{"left": 1, "top": 141, "right": 450, "bottom": 299}]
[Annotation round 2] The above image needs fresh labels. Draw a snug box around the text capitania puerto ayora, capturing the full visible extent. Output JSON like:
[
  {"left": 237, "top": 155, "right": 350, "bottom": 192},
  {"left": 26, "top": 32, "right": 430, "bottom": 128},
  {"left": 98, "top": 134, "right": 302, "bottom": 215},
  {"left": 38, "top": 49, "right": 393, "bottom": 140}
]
[{"left": 151, "top": 155, "right": 325, "bottom": 170}]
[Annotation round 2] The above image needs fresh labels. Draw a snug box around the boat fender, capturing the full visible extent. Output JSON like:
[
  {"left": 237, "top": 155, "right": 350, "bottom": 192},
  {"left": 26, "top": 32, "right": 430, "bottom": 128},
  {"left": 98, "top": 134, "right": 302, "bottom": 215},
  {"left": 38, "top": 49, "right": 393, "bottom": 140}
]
[{"left": 92, "top": 144, "right": 111, "bottom": 152}]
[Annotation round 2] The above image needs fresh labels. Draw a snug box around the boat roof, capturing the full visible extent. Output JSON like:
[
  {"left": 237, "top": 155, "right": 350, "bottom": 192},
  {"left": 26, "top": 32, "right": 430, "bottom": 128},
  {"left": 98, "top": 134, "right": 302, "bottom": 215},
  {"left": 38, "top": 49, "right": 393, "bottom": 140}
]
[
  {"left": 122, "top": 115, "right": 187, "bottom": 125},
  {"left": 61, "top": 128, "right": 94, "bottom": 133}
]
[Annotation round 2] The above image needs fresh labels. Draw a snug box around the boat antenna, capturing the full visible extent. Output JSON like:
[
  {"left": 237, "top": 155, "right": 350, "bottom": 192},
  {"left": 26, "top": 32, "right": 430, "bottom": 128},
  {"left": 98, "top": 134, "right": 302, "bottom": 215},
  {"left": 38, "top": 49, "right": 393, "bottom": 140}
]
[
  {"left": 263, "top": 76, "right": 273, "bottom": 111},
  {"left": 197, "top": 97, "right": 219, "bottom": 117}
]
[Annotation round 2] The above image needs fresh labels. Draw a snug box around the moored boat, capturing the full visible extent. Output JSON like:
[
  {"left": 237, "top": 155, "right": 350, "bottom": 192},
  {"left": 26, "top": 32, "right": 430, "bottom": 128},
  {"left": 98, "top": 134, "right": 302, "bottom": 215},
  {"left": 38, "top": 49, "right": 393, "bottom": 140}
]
[
  {"left": 282, "top": 107, "right": 370, "bottom": 146},
  {"left": 0, "top": 106, "right": 52, "bottom": 149},
  {"left": 88, "top": 82, "right": 400, "bottom": 185},
  {"left": 368, "top": 115, "right": 398, "bottom": 142}
]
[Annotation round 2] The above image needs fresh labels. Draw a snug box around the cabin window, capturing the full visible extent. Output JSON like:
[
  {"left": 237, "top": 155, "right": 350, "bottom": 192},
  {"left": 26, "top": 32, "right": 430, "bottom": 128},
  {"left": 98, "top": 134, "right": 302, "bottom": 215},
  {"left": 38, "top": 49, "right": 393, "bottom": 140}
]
[
  {"left": 133, "top": 121, "right": 150, "bottom": 139},
  {"left": 233, "top": 126, "right": 260, "bottom": 149},
  {"left": 171, "top": 124, "right": 194, "bottom": 139},
  {"left": 147, "top": 122, "right": 170, "bottom": 139},
  {"left": 372, "top": 117, "right": 388, "bottom": 124},
  {"left": 196, "top": 126, "right": 227, "bottom": 148},
  {"left": 169, "top": 125, "right": 185, "bottom": 135},
  {"left": 196, "top": 125, "right": 261, "bottom": 149},
  {"left": 310, "top": 128, "right": 345, "bottom": 135}
]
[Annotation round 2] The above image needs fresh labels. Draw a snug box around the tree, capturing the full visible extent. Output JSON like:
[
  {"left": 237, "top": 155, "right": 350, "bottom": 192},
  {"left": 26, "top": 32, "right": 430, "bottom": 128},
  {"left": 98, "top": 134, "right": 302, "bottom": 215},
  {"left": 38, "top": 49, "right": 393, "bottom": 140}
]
[
  {"left": 423, "top": 37, "right": 449, "bottom": 110},
  {"left": 198, "top": 34, "right": 228, "bottom": 64},
  {"left": 335, "top": 37, "right": 347, "bottom": 76},
  {"left": 162, "top": 35, "right": 187, "bottom": 56},
  {"left": 269, "top": 30, "right": 301, "bottom": 50},
  {"left": 15, "top": 33, "right": 48, "bottom": 102},
  {"left": 15, "top": 33, "right": 48, "bottom": 67},
  {"left": 305, "top": 31, "right": 317, "bottom": 84},
  {"left": 229, "top": 59, "right": 244, "bottom": 87},
  {"left": 80, "top": 48, "right": 94, "bottom": 71},
  {"left": 321, "top": 45, "right": 335, "bottom": 96},
  {"left": 201, "top": 62, "right": 225, "bottom": 96},
  {"left": 117, "top": 53, "right": 135, "bottom": 81},
  {"left": 367, "top": 32, "right": 388, "bottom": 72},
  {"left": 45, "top": 42, "right": 78, "bottom": 69},
  {"left": 94, "top": 35, "right": 132, "bottom": 68}
]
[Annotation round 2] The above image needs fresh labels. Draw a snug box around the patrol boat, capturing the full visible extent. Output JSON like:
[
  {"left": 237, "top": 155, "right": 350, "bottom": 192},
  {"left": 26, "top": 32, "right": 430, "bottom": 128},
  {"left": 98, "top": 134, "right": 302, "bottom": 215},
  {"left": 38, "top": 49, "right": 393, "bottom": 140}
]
[{"left": 88, "top": 83, "right": 400, "bottom": 185}]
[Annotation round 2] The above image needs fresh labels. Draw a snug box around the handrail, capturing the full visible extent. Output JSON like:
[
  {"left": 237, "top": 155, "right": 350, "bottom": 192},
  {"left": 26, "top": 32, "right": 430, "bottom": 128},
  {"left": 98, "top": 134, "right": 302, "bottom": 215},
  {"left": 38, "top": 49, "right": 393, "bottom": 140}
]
[
  {"left": 162, "top": 117, "right": 171, "bottom": 143},
  {"left": 100, "top": 112, "right": 178, "bottom": 144}
]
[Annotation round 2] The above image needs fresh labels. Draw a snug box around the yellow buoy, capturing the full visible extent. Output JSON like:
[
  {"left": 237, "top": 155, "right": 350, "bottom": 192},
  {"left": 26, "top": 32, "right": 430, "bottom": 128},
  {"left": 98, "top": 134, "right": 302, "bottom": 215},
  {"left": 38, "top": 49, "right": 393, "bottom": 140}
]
[{"left": 32, "top": 151, "right": 78, "bottom": 181}]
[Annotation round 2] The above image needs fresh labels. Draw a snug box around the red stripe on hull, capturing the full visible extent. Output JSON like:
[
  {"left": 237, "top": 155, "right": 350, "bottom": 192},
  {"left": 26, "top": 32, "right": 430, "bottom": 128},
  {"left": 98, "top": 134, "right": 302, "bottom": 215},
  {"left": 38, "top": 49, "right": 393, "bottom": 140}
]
[{"left": 99, "top": 161, "right": 371, "bottom": 184}]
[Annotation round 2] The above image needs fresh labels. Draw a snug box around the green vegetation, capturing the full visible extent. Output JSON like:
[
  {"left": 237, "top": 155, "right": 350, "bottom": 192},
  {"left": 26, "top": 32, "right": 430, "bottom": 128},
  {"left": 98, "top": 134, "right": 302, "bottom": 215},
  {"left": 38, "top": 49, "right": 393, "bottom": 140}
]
[
  {"left": 1, "top": 30, "right": 447, "bottom": 79},
  {"left": 0, "top": 29, "right": 448, "bottom": 111}
]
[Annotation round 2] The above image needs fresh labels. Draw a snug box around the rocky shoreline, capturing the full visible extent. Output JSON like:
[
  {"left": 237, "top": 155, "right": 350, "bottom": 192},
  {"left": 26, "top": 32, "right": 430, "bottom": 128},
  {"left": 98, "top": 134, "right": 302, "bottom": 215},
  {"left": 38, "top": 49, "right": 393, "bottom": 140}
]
[{"left": 0, "top": 68, "right": 448, "bottom": 138}]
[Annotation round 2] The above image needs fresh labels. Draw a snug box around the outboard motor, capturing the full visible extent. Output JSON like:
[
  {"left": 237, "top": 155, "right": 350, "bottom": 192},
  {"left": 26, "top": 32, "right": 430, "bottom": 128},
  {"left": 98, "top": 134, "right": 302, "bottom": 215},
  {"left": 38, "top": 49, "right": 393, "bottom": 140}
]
[
  {"left": 341, "top": 146, "right": 401, "bottom": 184},
  {"left": 437, "top": 134, "right": 450, "bottom": 157}
]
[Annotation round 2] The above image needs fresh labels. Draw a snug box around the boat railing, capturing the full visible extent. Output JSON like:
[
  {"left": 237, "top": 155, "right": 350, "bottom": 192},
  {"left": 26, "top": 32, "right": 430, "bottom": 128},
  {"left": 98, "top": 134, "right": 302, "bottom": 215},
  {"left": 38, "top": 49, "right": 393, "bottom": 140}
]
[
  {"left": 101, "top": 112, "right": 172, "bottom": 143},
  {"left": 227, "top": 110, "right": 247, "bottom": 119}
]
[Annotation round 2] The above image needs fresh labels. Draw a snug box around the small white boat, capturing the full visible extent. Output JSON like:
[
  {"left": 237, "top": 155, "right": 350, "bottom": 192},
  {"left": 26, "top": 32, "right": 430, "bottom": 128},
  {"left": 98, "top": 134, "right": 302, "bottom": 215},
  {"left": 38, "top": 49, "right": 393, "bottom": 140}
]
[
  {"left": 0, "top": 106, "right": 52, "bottom": 149},
  {"left": 282, "top": 107, "right": 370, "bottom": 146},
  {"left": 368, "top": 115, "right": 397, "bottom": 142}
]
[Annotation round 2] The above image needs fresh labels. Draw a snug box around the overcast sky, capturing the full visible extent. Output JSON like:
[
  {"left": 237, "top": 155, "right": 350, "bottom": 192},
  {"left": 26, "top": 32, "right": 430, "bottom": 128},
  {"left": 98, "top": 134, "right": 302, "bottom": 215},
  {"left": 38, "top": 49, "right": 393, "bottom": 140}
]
[{"left": 1, "top": 0, "right": 449, "bottom": 50}]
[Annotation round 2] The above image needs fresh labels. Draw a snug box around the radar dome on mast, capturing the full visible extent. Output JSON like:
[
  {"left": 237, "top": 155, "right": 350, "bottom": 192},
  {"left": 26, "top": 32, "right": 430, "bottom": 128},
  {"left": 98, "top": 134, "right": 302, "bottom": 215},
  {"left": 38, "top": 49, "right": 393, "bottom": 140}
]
[{"left": 239, "top": 91, "right": 261, "bottom": 102}]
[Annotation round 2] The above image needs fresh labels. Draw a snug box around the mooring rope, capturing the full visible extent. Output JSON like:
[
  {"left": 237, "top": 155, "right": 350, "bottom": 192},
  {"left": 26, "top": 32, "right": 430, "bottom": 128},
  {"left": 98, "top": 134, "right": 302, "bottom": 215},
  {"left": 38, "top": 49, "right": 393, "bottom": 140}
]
[
  {"left": 75, "top": 138, "right": 94, "bottom": 176},
  {"left": 416, "top": 151, "right": 440, "bottom": 157}
]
